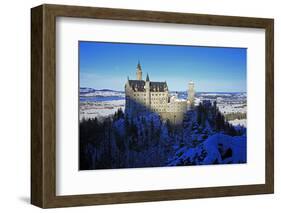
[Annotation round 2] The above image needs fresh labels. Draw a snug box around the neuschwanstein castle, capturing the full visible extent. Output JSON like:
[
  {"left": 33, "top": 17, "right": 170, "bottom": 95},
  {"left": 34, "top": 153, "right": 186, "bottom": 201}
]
[{"left": 125, "top": 62, "right": 195, "bottom": 124}]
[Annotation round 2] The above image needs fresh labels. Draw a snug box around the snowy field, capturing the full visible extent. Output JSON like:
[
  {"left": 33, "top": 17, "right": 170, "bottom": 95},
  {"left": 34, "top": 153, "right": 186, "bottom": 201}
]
[
  {"left": 217, "top": 103, "right": 247, "bottom": 114},
  {"left": 229, "top": 119, "right": 247, "bottom": 127},
  {"left": 80, "top": 100, "right": 125, "bottom": 121},
  {"left": 79, "top": 88, "right": 246, "bottom": 127},
  {"left": 80, "top": 88, "right": 125, "bottom": 120}
]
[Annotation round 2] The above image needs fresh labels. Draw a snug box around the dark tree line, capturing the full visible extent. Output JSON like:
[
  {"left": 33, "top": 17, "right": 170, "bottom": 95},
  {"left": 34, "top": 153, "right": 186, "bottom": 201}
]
[
  {"left": 225, "top": 112, "right": 247, "bottom": 121},
  {"left": 196, "top": 101, "right": 245, "bottom": 136},
  {"left": 79, "top": 108, "right": 173, "bottom": 170}
]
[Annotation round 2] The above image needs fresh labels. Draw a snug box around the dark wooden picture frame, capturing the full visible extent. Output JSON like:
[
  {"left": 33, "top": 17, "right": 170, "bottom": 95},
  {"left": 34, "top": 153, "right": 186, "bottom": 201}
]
[{"left": 31, "top": 4, "right": 274, "bottom": 208}]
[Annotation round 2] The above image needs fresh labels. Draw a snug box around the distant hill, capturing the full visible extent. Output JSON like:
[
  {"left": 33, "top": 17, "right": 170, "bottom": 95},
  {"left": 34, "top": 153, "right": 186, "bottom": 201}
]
[
  {"left": 80, "top": 88, "right": 125, "bottom": 98},
  {"left": 80, "top": 87, "right": 122, "bottom": 93}
]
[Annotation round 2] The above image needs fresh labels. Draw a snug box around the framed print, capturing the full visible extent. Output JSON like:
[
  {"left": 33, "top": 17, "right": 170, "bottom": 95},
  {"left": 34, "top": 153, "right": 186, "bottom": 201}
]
[{"left": 31, "top": 4, "right": 274, "bottom": 208}]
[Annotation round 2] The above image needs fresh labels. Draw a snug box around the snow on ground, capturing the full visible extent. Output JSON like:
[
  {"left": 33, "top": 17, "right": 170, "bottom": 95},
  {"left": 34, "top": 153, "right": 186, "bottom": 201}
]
[
  {"left": 217, "top": 103, "right": 247, "bottom": 114},
  {"left": 196, "top": 92, "right": 247, "bottom": 126},
  {"left": 81, "top": 90, "right": 124, "bottom": 97},
  {"left": 80, "top": 100, "right": 125, "bottom": 120},
  {"left": 194, "top": 97, "right": 201, "bottom": 106},
  {"left": 229, "top": 119, "right": 247, "bottom": 127},
  {"left": 168, "top": 133, "right": 246, "bottom": 166},
  {"left": 200, "top": 93, "right": 232, "bottom": 97}
]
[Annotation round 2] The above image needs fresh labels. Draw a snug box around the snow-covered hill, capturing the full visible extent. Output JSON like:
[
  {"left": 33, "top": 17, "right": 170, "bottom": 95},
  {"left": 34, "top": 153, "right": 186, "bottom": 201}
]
[
  {"left": 80, "top": 88, "right": 125, "bottom": 120},
  {"left": 168, "top": 133, "right": 246, "bottom": 166},
  {"left": 80, "top": 87, "right": 124, "bottom": 97}
]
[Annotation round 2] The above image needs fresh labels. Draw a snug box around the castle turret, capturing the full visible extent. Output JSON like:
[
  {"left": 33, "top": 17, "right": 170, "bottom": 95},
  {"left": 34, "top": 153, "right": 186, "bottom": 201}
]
[
  {"left": 125, "top": 76, "right": 130, "bottom": 91},
  {"left": 145, "top": 73, "right": 150, "bottom": 107},
  {"left": 146, "top": 73, "right": 150, "bottom": 81},
  {"left": 188, "top": 81, "right": 195, "bottom": 105},
  {"left": 136, "top": 61, "right": 142, "bottom": 80}
]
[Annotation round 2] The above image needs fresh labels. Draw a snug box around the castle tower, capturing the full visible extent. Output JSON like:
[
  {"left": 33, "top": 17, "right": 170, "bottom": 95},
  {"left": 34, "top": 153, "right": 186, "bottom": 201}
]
[
  {"left": 188, "top": 81, "right": 195, "bottom": 105},
  {"left": 145, "top": 73, "right": 150, "bottom": 107},
  {"left": 136, "top": 61, "right": 142, "bottom": 80}
]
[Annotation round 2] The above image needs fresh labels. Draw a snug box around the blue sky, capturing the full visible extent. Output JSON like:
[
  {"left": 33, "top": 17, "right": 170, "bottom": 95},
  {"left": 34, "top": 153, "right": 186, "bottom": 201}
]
[{"left": 79, "top": 41, "right": 246, "bottom": 92}]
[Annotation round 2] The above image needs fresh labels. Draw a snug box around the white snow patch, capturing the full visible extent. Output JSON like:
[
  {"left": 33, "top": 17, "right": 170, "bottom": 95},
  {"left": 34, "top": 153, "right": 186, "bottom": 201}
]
[
  {"left": 229, "top": 119, "right": 247, "bottom": 127},
  {"left": 80, "top": 100, "right": 125, "bottom": 120}
]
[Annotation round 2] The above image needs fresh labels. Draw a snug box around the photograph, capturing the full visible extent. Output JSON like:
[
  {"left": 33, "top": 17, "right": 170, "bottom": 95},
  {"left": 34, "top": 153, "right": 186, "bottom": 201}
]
[
  {"left": 79, "top": 41, "right": 247, "bottom": 170},
  {"left": 29, "top": 3, "right": 274, "bottom": 208}
]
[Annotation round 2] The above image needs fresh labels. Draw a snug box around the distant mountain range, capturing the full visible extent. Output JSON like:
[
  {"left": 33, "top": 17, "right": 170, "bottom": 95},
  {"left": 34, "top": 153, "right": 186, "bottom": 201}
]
[
  {"left": 80, "top": 87, "right": 125, "bottom": 98},
  {"left": 80, "top": 87, "right": 123, "bottom": 94}
]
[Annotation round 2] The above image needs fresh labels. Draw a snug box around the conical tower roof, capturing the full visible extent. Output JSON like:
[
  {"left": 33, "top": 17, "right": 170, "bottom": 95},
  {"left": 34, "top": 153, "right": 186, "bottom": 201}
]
[
  {"left": 146, "top": 73, "right": 150, "bottom": 81},
  {"left": 137, "top": 61, "right": 142, "bottom": 70}
]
